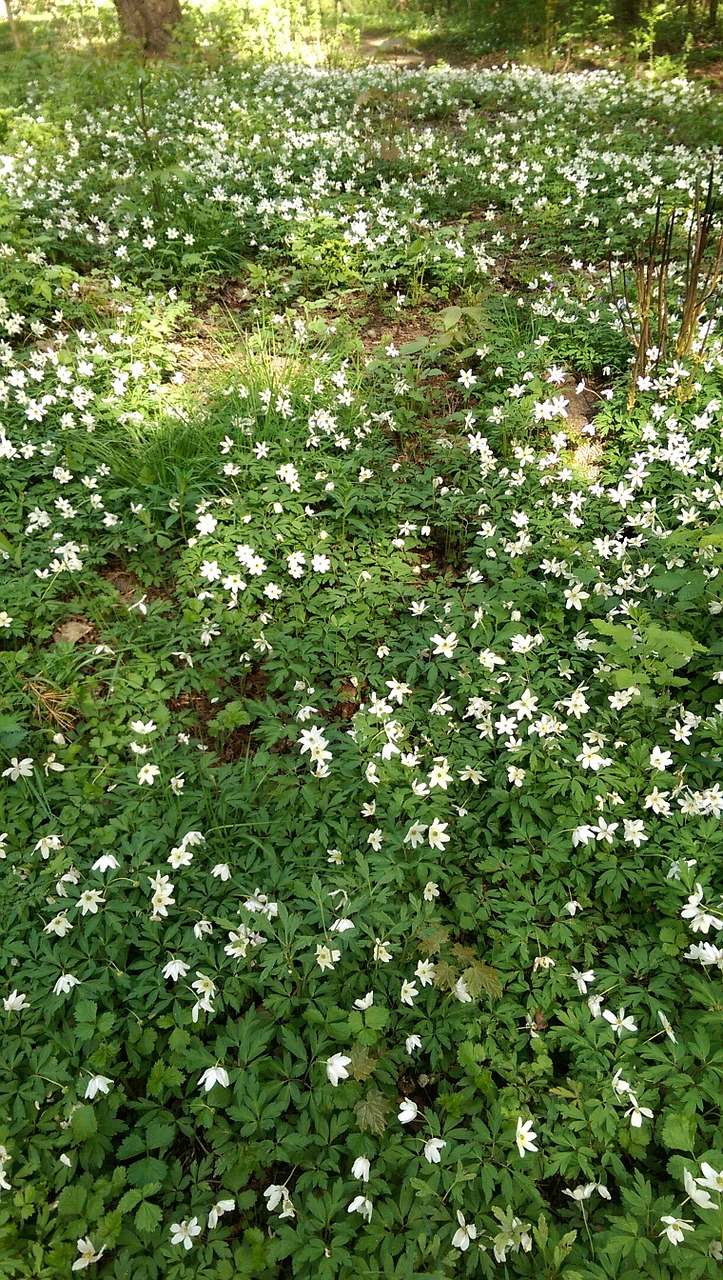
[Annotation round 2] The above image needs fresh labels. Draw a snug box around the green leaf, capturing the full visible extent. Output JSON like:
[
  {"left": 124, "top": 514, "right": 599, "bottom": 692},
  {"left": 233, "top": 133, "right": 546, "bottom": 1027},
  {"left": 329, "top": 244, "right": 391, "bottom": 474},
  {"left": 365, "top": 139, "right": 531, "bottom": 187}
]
[
  {"left": 117, "top": 1188, "right": 143, "bottom": 1214},
  {"left": 75, "top": 1000, "right": 97, "bottom": 1025},
  {"left": 169, "top": 1027, "right": 190, "bottom": 1055},
  {"left": 349, "top": 1043, "right": 377, "bottom": 1081},
  {"left": 364, "top": 1005, "right": 390, "bottom": 1030},
  {"left": 279, "top": 1027, "right": 307, "bottom": 1061},
  {"left": 590, "top": 620, "right": 636, "bottom": 650},
  {"left": 127, "top": 1157, "right": 168, "bottom": 1187},
  {"left": 461, "top": 960, "right": 502, "bottom": 1000},
  {"left": 147, "top": 1061, "right": 183, "bottom": 1097},
  {"left": 145, "top": 1120, "right": 175, "bottom": 1151},
  {"left": 441, "top": 305, "right": 463, "bottom": 330},
  {"left": 353, "top": 1089, "right": 391, "bottom": 1136},
  {"left": 534, "top": 1214, "right": 549, "bottom": 1249},
  {"left": 135, "top": 1200, "right": 163, "bottom": 1235},
  {"left": 0, "top": 713, "right": 27, "bottom": 750},
  {"left": 70, "top": 1105, "right": 98, "bottom": 1141},
  {"left": 57, "top": 1184, "right": 87, "bottom": 1216},
  {"left": 116, "top": 1133, "right": 145, "bottom": 1160},
  {"left": 409, "top": 1178, "right": 436, "bottom": 1198},
  {"left": 661, "top": 1112, "right": 695, "bottom": 1153}
]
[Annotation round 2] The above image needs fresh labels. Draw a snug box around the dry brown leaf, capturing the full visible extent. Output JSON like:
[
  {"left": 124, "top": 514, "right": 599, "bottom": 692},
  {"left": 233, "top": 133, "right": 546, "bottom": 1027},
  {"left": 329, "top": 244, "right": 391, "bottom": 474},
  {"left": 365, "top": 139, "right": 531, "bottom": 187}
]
[{"left": 52, "top": 618, "right": 95, "bottom": 645}]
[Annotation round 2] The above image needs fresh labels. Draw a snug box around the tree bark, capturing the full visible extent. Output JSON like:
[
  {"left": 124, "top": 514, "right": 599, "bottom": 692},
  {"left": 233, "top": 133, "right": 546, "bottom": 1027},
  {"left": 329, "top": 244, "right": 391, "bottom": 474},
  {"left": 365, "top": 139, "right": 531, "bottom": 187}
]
[
  {"left": 3, "top": 0, "right": 21, "bottom": 50},
  {"left": 710, "top": 0, "right": 719, "bottom": 26},
  {"left": 617, "top": 0, "right": 641, "bottom": 25},
  {"left": 113, "top": 0, "right": 182, "bottom": 54}
]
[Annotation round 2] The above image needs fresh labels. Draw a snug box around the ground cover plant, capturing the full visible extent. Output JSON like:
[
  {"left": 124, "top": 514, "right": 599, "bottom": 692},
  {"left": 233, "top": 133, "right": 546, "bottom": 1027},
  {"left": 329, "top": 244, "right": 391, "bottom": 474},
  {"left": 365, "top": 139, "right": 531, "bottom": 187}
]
[{"left": 1, "top": 40, "right": 723, "bottom": 1280}]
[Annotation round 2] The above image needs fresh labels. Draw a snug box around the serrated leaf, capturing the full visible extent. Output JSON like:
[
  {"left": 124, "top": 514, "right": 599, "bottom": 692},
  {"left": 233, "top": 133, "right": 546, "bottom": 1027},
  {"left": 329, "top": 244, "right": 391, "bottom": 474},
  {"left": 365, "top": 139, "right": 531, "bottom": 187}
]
[
  {"left": 416, "top": 923, "right": 450, "bottom": 955},
  {"left": 353, "top": 1089, "right": 391, "bottom": 1136},
  {"left": 70, "top": 1105, "right": 98, "bottom": 1141},
  {"left": 355, "top": 87, "right": 386, "bottom": 106},
  {"left": 409, "top": 1177, "right": 436, "bottom": 1198},
  {"left": 364, "top": 1005, "right": 389, "bottom": 1031},
  {"left": 347, "top": 1010, "right": 364, "bottom": 1036},
  {"left": 279, "top": 1026, "right": 307, "bottom": 1062},
  {"left": 661, "top": 1112, "right": 695, "bottom": 1152},
  {"left": 75, "top": 1000, "right": 97, "bottom": 1025},
  {"left": 607, "top": 667, "right": 647, "bottom": 689},
  {"left": 535, "top": 1213, "right": 549, "bottom": 1247},
  {"left": 135, "top": 1200, "right": 163, "bottom": 1235},
  {"left": 450, "top": 944, "right": 476, "bottom": 964},
  {"left": 144, "top": 1120, "right": 175, "bottom": 1151},
  {"left": 349, "top": 1043, "right": 377, "bottom": 1082},
  {"left": 116, "top": 1133, "right": 145, "bottom": 1160},
  {"left": 147, "top": 1061, "right": 183, "bottom": 1098},
  {"left": 461, "top": 960, "right": 502, "bottom": 1000},
  {"left": 117, "top": 1188, "right": 143, "bottom": 1214},
  {"left": 433, "top": 959, "right": 458, "bottom": 992},
  {"left": 0, "top": 713, "right": 26, "bottom": 749},
  {"left": 458, "top": 1041, "right": 485, "bottom": 1071},
  {"left": 590, "top": 619, "right": 636, "bottom": 649},
  {"left": 126, "top": 1157, "right": 167, "bottom": 1187},
  {"left": 168, "top": 1027, "right": 190, "bottom": 1055},
  {"left": 57, "top": 1183, "right": 87, "bottom": 1216}
]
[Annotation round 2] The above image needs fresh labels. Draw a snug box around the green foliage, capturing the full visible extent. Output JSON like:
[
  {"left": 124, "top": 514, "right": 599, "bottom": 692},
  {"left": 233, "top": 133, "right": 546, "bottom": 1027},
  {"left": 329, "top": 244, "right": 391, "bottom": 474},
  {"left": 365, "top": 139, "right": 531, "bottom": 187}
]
[{"left": 1, "top": 41, "right": 723, "bottom": 1280}]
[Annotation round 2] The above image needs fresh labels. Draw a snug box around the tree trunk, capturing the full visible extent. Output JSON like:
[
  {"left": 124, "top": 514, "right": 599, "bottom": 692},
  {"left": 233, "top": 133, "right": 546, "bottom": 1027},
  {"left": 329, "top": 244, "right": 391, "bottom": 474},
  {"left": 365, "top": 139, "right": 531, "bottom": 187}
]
[
  {"left": 113, "top": 0, "right": 182, "bottom": 54},
  {"left": 617, "top": 0, "right": 641, "bottom": 25},
  {"left": 710, "top": 0, "right": 719, "bottom": 25},
  {"left": 3, "top": 0, "right": 21, "bottom": 50}
]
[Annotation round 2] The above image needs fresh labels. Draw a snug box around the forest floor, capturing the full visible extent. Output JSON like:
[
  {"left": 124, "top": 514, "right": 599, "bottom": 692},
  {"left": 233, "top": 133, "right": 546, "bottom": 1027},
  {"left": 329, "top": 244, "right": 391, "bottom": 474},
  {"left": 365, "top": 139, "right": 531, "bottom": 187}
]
[{"left": 1, "top": 47, "right": 723, "bottom": 1280}]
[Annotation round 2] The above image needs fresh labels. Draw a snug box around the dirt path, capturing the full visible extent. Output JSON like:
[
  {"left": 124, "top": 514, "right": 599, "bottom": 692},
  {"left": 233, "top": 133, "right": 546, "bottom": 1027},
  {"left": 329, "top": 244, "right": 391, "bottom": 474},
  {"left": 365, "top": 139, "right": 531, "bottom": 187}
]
[{"left": 358, "top": 32, "right": 428, "bottom": 67}]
